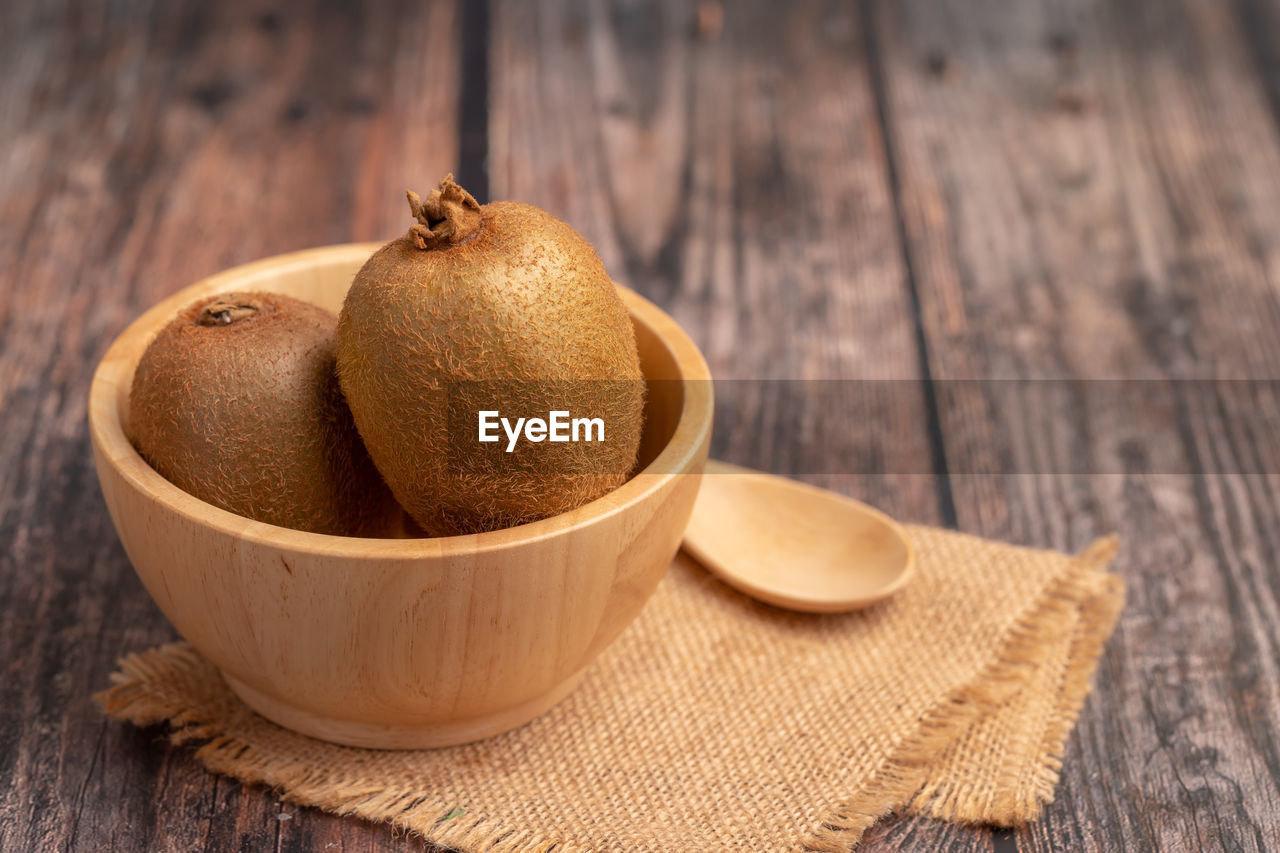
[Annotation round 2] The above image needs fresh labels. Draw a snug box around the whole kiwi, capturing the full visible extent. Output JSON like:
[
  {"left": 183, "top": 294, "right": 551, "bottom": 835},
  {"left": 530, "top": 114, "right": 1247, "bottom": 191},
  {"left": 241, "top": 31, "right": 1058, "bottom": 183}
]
[
  {"left": 337, "top": 175, "right": 645, "bottom": 535},
  {"left": 129, "top": 291, "right": 403, "bottom": 537}
]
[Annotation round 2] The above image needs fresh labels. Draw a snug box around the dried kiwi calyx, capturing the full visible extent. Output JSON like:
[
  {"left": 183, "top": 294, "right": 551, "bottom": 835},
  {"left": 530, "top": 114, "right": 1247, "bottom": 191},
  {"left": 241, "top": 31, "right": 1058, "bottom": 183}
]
[
  {"left": 197, "top": 297, "right": 263, "bottom": 327},
  {"left": 406, "top": 174, "right": 482, "bottom": 249}
]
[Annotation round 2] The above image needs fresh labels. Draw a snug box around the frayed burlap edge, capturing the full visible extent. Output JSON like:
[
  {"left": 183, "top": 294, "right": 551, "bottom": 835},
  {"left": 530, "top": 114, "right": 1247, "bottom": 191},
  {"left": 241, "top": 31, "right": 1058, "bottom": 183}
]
[
  {"left": 95, "top": 536, "right": 1124, "bottom": 853},
  {"left": 97, "top": 645, "right": 587, "bottom": 853},
  {"left": 799, "top": 535, "right": 1124, "bottom": 852}
]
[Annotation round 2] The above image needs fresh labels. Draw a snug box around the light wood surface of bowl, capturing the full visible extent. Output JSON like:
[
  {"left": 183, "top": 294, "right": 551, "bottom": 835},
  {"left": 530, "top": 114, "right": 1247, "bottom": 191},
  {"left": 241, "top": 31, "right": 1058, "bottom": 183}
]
[{"left": 89, "top": 244, "right": 713, "bottom": 748}]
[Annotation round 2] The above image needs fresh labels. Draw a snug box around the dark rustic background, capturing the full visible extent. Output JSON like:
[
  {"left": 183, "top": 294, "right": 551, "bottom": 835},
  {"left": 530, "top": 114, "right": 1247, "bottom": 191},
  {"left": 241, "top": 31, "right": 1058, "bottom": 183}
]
[{"left": 3, "top": 0, "right": 1279, "bottom": 850}]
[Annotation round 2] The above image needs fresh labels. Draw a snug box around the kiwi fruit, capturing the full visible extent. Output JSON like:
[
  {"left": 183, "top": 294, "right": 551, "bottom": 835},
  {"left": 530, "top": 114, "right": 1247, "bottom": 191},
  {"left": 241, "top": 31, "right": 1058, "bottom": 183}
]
[
  {"left": 336, "top": 175, "right": 645, "bottom": 535},
  {"left": 129, "top": 291, "right": 403, "bottom": 537}
]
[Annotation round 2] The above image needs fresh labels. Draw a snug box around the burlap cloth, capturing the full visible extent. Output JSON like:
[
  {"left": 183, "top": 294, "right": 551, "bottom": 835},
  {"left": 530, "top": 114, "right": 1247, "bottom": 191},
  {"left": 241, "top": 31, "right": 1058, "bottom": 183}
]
[{"left": 97, "top": 526, "right": 1123, "bottom": 852}]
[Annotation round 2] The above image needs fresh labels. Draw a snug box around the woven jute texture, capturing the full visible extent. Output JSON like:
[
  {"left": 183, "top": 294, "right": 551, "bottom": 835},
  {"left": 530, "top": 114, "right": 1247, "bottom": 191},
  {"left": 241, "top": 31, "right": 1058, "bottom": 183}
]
[{"left": 97, "top": 525, "right": 1123, "bottom": 852}]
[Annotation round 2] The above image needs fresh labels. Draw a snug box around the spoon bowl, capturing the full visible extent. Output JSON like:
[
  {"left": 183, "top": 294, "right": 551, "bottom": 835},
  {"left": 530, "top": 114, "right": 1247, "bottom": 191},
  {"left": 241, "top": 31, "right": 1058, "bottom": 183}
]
[{"left": 682, "top": 461, "right": 914, "bottom": 613}]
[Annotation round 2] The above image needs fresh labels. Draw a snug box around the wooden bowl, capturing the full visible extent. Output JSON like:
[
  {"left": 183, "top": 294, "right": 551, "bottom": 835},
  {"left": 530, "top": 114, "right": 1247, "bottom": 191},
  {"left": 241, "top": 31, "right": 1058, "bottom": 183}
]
[{"left": 88, "top": 244, "right": 713, "bottom": 748}]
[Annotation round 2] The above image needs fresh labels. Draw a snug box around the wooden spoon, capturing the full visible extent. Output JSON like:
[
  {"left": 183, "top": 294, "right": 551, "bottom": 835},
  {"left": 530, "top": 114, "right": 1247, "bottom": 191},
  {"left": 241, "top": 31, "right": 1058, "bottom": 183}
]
[{"left": 682, "top": 461, "right": 915, "bottom": 613}]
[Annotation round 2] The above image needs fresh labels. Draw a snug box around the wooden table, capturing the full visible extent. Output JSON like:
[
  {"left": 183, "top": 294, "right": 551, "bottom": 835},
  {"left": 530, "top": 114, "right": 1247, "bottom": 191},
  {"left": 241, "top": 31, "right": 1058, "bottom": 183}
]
[{"left": 3, "top": 0, "right": 1278, "bottom": 850}]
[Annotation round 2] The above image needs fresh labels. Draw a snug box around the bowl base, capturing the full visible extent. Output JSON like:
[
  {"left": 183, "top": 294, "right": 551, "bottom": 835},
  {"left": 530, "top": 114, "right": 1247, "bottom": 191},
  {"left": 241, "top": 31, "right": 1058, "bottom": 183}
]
[{"left": 222, "top": 669, "right": 589, "bottom": 749}]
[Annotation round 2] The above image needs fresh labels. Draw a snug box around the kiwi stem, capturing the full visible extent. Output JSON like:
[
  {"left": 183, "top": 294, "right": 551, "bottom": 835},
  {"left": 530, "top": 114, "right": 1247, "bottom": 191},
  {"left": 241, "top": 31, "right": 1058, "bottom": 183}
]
[
  {"left": 406, "top": 174, "right": 482, "bottom": 249},
  {"left": 198, "top": 298, "right": 261, "bottom": 326}
]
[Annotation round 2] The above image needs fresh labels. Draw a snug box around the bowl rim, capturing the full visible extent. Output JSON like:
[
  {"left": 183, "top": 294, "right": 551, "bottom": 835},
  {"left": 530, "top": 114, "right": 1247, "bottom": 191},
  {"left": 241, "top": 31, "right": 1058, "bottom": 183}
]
[{"left": 88, "top": 243, "right": 714, "bottom": 558}]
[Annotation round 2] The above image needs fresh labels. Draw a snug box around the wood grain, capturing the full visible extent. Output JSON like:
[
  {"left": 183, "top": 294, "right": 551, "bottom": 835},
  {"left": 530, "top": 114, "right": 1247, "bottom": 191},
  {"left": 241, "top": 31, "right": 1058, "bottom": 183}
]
[
  {"left": 490, "top": 0, "right": 943, "bottom": 519},
  {"left": 90, "top": 245, "right": 712, "bottom": 749},
  {"left": 869, "top": 0, "right": 1280, "bottom": 850},
  {"left": 2, "top": 0, "right": 1279, "bottom": 849},
  {"left": 0, "top": 0, "right": 460, "bottom": 849},
  {"left": 490, "top": 0, "right": 993, "bottom": 849},
  {"left": 683, "top": 460, "right": 915, "bottom": 612}
]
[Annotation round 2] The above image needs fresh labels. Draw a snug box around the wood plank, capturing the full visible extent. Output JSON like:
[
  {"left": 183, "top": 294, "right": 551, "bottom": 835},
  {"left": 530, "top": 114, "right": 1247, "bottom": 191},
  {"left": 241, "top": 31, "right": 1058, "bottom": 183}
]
[
  {"left": 490, "top": 0, "right": 941, "bottom": 519},
  {"left": 869, "top": 0, "right": 1280, "bottom": 850},
  {"left": 4, "top": 0, "right": 1278, "bottom": 849},
  {"left": 489, "top": 1, "right": 998, "bottom": 850},
  {"left": 0, "top": 0, "right": 460, "bottom": 850}
]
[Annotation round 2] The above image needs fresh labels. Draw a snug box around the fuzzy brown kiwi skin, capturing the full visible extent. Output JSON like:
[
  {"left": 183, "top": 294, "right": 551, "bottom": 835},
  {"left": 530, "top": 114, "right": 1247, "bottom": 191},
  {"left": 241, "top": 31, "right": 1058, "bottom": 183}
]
[
  {"left": 336, "top": 176, "right": 645, "bottom": 536},
  {"left": 129, "top": 292, "right": 404, "bottom": 537}
]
